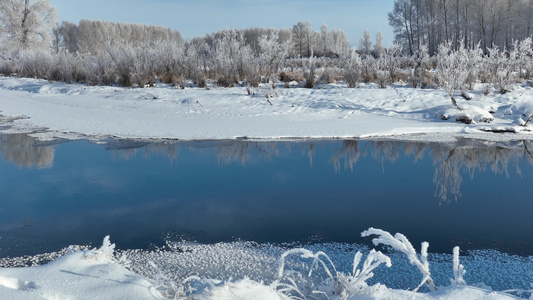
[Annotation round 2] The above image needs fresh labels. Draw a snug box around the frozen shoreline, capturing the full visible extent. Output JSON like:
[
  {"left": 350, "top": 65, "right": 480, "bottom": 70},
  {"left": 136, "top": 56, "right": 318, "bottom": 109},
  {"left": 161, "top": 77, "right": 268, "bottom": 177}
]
[
  {"left": 1, "top": 234, "right": 530, "bottom": 299},
  {"left": 1, "top": 77, "right": 533, "bottom": 143}
]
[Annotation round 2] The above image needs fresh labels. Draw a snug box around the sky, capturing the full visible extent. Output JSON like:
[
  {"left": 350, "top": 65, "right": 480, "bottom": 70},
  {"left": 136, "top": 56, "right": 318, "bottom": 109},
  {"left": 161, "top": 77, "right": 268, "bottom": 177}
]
[{"left": 48, "top": 0, "right": 395, "bottom": 46}]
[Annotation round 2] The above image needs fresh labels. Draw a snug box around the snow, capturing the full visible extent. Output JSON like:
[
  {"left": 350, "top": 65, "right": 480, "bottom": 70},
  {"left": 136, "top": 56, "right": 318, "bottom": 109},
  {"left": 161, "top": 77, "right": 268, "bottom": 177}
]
[
  {"left": 1, "top": 235, "right": 530, "bottom": 300},
  {"left": 1, "top": 77, "right": 533, "bottom": 299},
  {"left": 0, "top": 238, "right": 160, "bottom": 300},
  {"left": 1, "top": 77, "right": 533, "bottom": 142}
]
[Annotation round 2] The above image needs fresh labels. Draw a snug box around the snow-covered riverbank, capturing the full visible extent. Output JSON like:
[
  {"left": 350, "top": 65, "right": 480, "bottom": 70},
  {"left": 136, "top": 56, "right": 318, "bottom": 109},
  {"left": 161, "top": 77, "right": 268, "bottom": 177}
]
[
  {"left": 2, "top": 77, "right": 533, "bottom": 299},
  {"left": 1, "top": 77, "right": 533, "bottom": 142}
]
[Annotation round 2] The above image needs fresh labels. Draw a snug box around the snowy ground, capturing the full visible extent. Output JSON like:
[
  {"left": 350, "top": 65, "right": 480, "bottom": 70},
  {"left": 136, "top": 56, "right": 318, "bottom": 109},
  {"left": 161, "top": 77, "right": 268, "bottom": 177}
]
[
  {"left": 0, "top": 77, "right": 533, "bottom": 142},
  {"left": 1, "top": 77, "right": 533, "bottom": 299},
  {"left": 1, "top": 234, "right": 531, "bottom": 299}
]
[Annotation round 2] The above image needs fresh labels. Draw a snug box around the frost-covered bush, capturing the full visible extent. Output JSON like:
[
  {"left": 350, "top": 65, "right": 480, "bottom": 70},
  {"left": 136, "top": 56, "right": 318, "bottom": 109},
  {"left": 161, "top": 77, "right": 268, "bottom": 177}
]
[
  {"left": 83, "top": 53, "right": 115, "bottom": 86},
  {"left": 48, "top": 51, "right": 78, "bottom": 83},
  {"left": 361, "top": 56, "right": 376, "bottom": 84},
  {"left": 17, "top": 49, "right": 55, "bottom": 79},
  {"left": 276, "top": 246, "right": 391, "bottom": 299},
  {"left": 487, "top": 46, "right": 516, "bottom": 94},
  {"left": 319, "top": 67, "right": 337, "bottom": 84},
  {"left": 209, "top": 29, "right": 256, "bottom": 86},
  {"left": 436, "top": 42, "right": 472, "bottom": 108},
  {"left": 379, "top": 43, "right": 402, "bottom": 84},
  {"left": 375, "top": 69, "right": 389, "bottom": 88},
  {"left": 304, "top": 54, "right": 316, "bottom": 88},
  {"left": 106, "top": 43, "right": 137, "bottom": 87},
  {"left": 343, "top": 50, "right": 362, "bottom": 88},
  {"left": 150, "top": 41, "right": 185, "bottom": 85},
  {"left": 0, "top": 57, "right": 17, "bottom": 76}
]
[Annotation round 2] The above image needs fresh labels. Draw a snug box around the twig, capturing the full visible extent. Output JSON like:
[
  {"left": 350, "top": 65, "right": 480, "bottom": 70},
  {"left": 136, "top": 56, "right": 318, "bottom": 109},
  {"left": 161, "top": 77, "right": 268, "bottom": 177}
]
[
  {"left": 145, "top": 92, "right": 157, "bottom": 100},
  {"left": 265, "top": 93, "right": 273, "bottom": 105},
  {"left": 524, "top": 114, "right": 533, "bottom": 126}
]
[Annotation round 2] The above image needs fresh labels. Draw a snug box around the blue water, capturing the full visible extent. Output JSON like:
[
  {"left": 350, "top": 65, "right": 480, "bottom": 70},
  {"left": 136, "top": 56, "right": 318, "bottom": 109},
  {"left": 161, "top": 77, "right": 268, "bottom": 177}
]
[{"left": 1, "top": 134, "right": 532, "bottom": 258}]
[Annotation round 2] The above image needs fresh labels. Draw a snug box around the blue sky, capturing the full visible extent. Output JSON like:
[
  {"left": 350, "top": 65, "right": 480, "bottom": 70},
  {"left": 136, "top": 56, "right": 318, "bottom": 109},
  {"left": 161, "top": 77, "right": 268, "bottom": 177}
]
[{"left": 49, "top": 0, "right": 395, "bottom": 46}]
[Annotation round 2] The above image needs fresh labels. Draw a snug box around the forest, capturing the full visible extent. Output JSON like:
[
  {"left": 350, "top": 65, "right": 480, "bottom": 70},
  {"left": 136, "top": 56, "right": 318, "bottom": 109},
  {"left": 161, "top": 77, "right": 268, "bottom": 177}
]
[
  {"left": 0, "top": 0, "right": 532, "bottom": 104},
  {"left": 388, "top": 0, "right": 533, "bottom": 55}
]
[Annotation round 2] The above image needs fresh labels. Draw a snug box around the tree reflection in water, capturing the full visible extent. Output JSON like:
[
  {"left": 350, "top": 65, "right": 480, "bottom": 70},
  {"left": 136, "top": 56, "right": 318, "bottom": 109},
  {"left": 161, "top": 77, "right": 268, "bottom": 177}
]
[
  {"left": 0, "top": 134, "right": 55, "bottom": 169},
  {"left": 216, "top": 142, "right": 279, "bottom": 166},
  {"left": 331, "top": 139, "right": 533, "bottom": 201},
  {"left": 431, "top": 139, "right": 533, "bottom": 201},
  {"left": 107, "top": 140, "right": 180, "bottom": 163},
  {"left": 2, "top": 134, "right": 532, "bottom": 201}
]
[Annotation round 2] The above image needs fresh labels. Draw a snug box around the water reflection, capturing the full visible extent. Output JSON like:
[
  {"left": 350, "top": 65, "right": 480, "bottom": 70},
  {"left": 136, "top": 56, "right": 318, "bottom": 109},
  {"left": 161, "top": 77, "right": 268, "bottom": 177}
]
[
  {"left": 104, "top": 137, "right": 533, "bottom": 202},
  {"left": 331, "top": 139, "right": 533, "bottom": 201},
  {"left": 106, "top": 140, "right": 179, "bottom": 162},
  {"left": 2, "top": 134, "right": 532, "bottom": 201},
  {"left": 0, "top": 134, "right": 55, "bottom": 169},
  {"left": 2, "top": 134, "right": 533, "bottom": 256},
  {"left": 430, "top": 140, "right": 533, "bottom": 201},
  {"left": 216, "top": 142, "right": 279, "bottom": 166}
]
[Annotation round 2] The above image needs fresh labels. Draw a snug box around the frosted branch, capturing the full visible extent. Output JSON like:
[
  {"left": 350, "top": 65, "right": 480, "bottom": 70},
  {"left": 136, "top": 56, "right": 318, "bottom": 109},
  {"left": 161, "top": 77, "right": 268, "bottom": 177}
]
[{"left": 361, "top": 227, "right": 437, "bottom": 291}]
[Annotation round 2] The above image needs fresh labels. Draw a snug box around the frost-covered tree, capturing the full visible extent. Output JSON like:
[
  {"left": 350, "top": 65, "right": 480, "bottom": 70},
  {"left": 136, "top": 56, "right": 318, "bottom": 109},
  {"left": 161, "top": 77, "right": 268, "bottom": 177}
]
[
  {"left": 259, "top": 31, "right": 290, "bottom": 83},
  {"left": 329, "top": 29, "right": 350, "bottom": 57},
  {"left": 56, "top": 20, "right": 78, "bottom": 53},
  {"left": 319, "top": 23, "right": 330, "bottom": 56},
  {"left": 436, "top": 42, "right": 473, "bottom": 108},
  {"left": 389, "top": 0, "right": 533, "bottom": 54},
  {"left": 410, "top": 44, "right": 431, "bottom": 88},
  {"left": 183, "top": 37, "right": 210, "bottom": 86},
  {"left": 374, "top": 31, "right": 385, "bottom": 58},
  {"left": 291, "top": 21, "right": 313, "bottom": 57},
  {"left": 150, "top": 40, "right": 185, "bottom": 85},
  {"left": 388, "top": 0, "right": 416, "bottom": 55},
  {"left": 210, "top": 29, "right": 253, "bottom": 86},
  {"left": 359, "top": 29, "right": 372, "bottom": 57},
  {"left": 0, "top": 0, "right": 57, "bottom": 53},
  {"left": 75, "top": 19, "right": 182, "bottom": 54},
  {"left": 514, "top": 38, "right": 533, "bottom": 80}
]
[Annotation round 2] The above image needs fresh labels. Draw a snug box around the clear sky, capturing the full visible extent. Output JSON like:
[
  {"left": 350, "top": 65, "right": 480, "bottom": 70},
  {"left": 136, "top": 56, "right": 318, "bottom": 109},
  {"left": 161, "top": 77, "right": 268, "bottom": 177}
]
[{"left": 49, "top": 0, "right": 395, "bottom": 46}]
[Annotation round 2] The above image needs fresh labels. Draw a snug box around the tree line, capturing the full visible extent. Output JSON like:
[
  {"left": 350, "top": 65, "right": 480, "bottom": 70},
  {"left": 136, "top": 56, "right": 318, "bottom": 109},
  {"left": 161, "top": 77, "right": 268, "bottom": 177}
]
[
  {"left": 389, "top": 0, "right": 533, "bottom": 55},
  {"left": 0, "top": 0, "right": 532, "bottom": 102}
]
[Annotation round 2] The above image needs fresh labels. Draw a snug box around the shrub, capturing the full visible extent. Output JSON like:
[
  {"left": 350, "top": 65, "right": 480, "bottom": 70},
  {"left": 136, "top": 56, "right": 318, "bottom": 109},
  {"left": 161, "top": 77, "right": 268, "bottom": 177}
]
[
  {"left": 319, "top": 67, "right": 337, "bottom": 84},
  {"left": 279, "top": 71, "right": 291, "bottom": 82}
]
